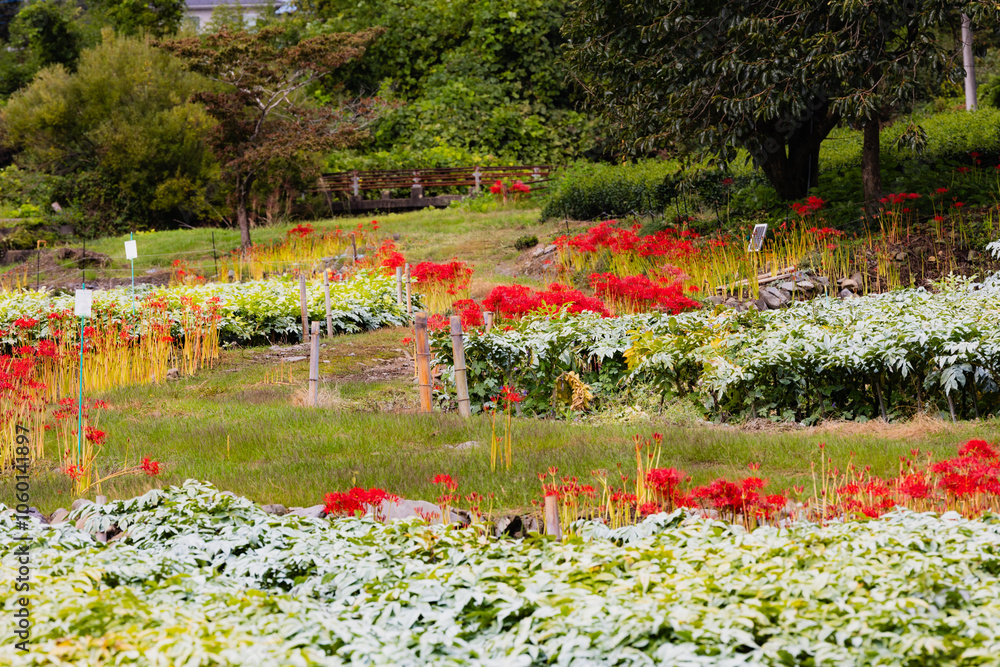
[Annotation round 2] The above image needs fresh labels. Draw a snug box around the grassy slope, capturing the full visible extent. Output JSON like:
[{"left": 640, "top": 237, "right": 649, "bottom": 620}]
[{"left": 5, "top": 205, "right": 999, "bottom": 513}]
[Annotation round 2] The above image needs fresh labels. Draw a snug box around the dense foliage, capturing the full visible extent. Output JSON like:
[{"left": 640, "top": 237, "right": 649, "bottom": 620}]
[
  {"left": 1, "top": 33, "right": 218, "bottom": 236},
  {"left": 4, "top": 480, "right": 1000, "bottom": 664}
]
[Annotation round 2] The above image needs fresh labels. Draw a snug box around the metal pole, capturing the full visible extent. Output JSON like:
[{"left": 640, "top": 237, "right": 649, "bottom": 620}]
[{"left": 130, "top": 231, "right": 135, "bottom": 318}]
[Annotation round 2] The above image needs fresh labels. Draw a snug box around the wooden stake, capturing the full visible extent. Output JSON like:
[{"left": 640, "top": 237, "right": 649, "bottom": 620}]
[
  {"left": 395, "top": 266, "right": 403, "bottom": 305},
  {"left": 415, "top": 312, "right": 432, "bottom": 412},
  {"left": 405, "top": 263, "right": 413, "bottom": 316},
  {"left": 450, "top": 315, "right": 471, "bottom": 418},
  {"left": 351, "top": 233, "right": 358, "bottom": 263},
  {"left": 484, "top": 311, "right": 494, "bottom": 332},
  {"left": 299, "top": 274, "right": 310, "bottom": 344},
  {"left": 543, "top": 494, "right": 562, "bottom": 540},
  {"left": 322, "top": 270, "right": 333, "bottom": 338},
  {"left": 308, "top": 322, "right": 320, "bottom": 406}
]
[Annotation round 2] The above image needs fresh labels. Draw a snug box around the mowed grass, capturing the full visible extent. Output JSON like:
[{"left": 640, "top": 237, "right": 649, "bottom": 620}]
[
  {"left": 7, "top": 327, "right": 996, "bottom": 515},
  {"left": 79, "top": 206, "right": 588, "bottom": 294}
]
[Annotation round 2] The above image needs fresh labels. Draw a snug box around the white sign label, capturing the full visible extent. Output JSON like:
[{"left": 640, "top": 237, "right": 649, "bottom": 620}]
[
  {"left": 124, "top": 240, "right": 138, "bottom": 260},
  {"left": 74, "top": 289, "right": 93, "bottom": 318},
  {"left": 747, "top": 224, "right": 768, "bottom": 252}
]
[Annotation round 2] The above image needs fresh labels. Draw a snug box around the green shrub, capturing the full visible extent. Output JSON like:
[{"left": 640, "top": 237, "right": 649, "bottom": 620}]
[
  {"left": 539, "top": 160, "right": 684, "bottom": 221},
  {"left": 514, "top": 234, "right": 538, "bottom": 251}
]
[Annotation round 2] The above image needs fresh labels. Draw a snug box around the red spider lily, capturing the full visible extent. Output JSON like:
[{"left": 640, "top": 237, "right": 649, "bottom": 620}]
[
  {"left": 287, "top": 223, "right": 315, "bottom": 238},
  {"left": 141, "top": 458, "right": 162, "bottom": 476},
  {"left": 489, "top": 180, "right": 503, "bottom": 194},
  {"left": 84, "top": 426, "right": 106, "bottom": 446},
  {"left": 500, "top": 385, "right": 523, "bottom": 405},
  {"left": 13, "top": 317, "right": 39, "bottom": 329},
  {"left": 64, "top": 464, "right": 83, "bottom": 481},
  {"left": 790, "top": 196, "right": 826, "bottom": 216},
  {"left": 589, "top": 273, "right": 700, "bottom": 315},
  {"left": 433, "top": 474, "right": 459, "bottom": 491},
  {"left": 452, "top": 299, "right": 484, "bottom": 328},
  {"left": 324, "top": 487, "right": 395, "bottom": 516}
]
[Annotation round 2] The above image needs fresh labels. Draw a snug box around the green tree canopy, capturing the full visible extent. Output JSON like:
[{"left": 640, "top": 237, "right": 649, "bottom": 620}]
[
  {"left": 157, "top": 26, "right": 386, "bottom": 248},
  {"left": 565, "top": 0, "right": 1000, "bottom": 202},
  {"left": 2, "top": 31, "right": 218, "bottom": 232}
]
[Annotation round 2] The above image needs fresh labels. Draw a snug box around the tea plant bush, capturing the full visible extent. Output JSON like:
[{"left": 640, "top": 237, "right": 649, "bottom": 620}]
[
  {"left": 433, "top": 273, "right": 1000, "bottom": 422},
  {"left": 4, "top": 480, "right": 1000, "bottom": 665}
]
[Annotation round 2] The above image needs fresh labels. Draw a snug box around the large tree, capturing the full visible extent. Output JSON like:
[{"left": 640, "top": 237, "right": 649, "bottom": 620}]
[
  {"left": 157, "top": 26, "right": 385, "bottom": 249},
  {"left": 564, "top": 0, "right": 997, "bottom": 204}
]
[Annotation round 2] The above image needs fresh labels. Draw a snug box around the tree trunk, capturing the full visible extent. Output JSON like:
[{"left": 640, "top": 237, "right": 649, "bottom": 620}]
[
  {"left": 752, "top": 105, "right": 839, "bottom": 201},
  {"left": 237, "top": 204, "right": 251, "bottom": 250},
  {"left": 861, "top": 117, "right": 882, "bottom": 212}
]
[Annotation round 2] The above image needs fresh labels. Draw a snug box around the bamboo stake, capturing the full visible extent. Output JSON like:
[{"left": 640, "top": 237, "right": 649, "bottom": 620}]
[
  {"left": 299, "top": 274, "right": 310, "bottom": 344},
  {"left": 484, "top": 311, "right": 494, "bottom": 332},
  {"left": 395, "top": 266, "right": 404, "bottom": 305},
  {"left": 405, "top": 263, "right": 413, "bottom": 316},
  {"left": 544, "top": 494, "right": 562, "bottom": 540},
  {"left": 450, "top": 315, "right": 471, "bottom": 418},
  {"left": 308, "top": 322, "right": 320, "bottom": 406},
  {"left": 415, "top": 312, "right": 432, "bottom": 412},
  {"left": 323, "top": 270, "right": 333, "bottom": 338}
]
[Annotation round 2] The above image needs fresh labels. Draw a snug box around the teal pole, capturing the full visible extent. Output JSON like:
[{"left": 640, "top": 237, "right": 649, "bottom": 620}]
[
  {"left": 78, "top": 279, "right": 85, "bottom": 463},
  {"left": 130, "top": 231, "right": 135, "bottom": 318}
]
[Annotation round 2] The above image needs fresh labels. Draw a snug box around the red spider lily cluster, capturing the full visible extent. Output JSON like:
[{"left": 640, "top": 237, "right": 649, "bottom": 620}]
[
  {"left": 481, "top": 283, "right": 609, "bottom": 320},
  {"left": 372, "top": 239, "right": 407, "bottom": 273},
  {"left": 323, "top": 487, "right": 396, "bottom": 520},
  {"left": 411, "top": 260, "right": 474, "bottom": 312},
  {"left": 287, "top": 223, "right": 315, "bottom": 239},
  {"left": 808, "top": 227, "right": 845, "bottom": 242},
  {"left": 555, "top": 221, "right": 701, "bottom": 261},
  {"left": 790, "top": 196, "right": 826, "bottom": 216},
  {"left": 170, "top": 259, "right": 206, "bottom": 285},
  {"left": 141, "top": 457, "right": 162, "bottom": 476},
  {"left": 691, "top": 476, "right": 788, "bottom": 524},
  {"left": 879, "top": 192, "right": 921, "bottom": 206},
  {"left": 815, "top": 439, "right": 1000, "bottom": 519},
  {"left": 589, "top": 273, "right": 700, "bottom": 315}
]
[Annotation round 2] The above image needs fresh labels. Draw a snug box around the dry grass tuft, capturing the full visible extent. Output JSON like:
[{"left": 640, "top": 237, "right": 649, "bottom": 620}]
[
  {"left": 290, "top": 385, "right": 357, "bottom": 409},
  {"left": 813, "top": 412, "right": 954, "bottom": 439}
]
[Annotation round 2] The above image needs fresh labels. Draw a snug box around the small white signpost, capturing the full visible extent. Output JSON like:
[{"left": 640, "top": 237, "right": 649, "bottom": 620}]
[
  {"left": 748, "top": 224, "right": 768, "bottom": 252},
  {"left": 125, "top": 235, "right": 138, "bottom": 315}
]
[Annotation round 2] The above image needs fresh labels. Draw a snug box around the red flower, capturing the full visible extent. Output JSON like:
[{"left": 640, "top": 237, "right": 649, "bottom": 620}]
[
  {"left": 84, "top": 426, "right": 106, "bottom": 446},
  {"left": 500, "top": 385, "right": 523, "bottom": 405},
  {"left": 432, "top": 474, "right": 458, "bottom": 491},
  {"left": 141, "top": 457, "right": 161, "bottom": 476},
  {"left": 489, "top": 180, "right": 504, "bottom": 194}
]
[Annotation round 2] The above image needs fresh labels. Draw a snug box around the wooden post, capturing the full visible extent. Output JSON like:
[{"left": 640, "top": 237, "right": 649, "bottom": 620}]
[
  {"left": 544, "top": 495, "right": 562, "bottom": 540},
  {"left": 415, "top": 312, "right": 432, "bottom": 413},
  {"left": 450, "top": 315, "right": 471, "bottom": 418},
  {"left": 308, "top": 322, "right": 320, "bottom": 406},
  {"left": 323, "top": 270, "right": 333, "bottom": 338},
  {"left": 484, "top": 311, "right": 494, "bottom": 332},
  {"left": 299, "top": 274, "right": 310, "bottom": 344},
  {"left": 405, "top": 263, "right": 413, "bottom": 316},
  {"left": 395, "top": 266, "right": 403, "bottom": 306}
]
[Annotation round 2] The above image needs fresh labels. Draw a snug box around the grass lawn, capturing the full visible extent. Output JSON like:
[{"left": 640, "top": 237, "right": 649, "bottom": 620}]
[{"left": 9, "top": 324, "right": 995, "bottom": 515}]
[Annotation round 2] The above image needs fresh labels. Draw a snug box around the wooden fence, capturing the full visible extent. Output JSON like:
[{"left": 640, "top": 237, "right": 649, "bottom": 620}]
[{"left": 316, "top": 165, "right": 553, "bottom": 213}]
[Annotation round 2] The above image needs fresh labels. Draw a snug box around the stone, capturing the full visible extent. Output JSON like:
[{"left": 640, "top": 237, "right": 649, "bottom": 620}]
[
  {"left": 928, "top": 255, "right": 937, "bottom": 263},
  {"left": 840, "top": 278, "right": 858, "bottom": 291},
  {"left": 26, "top": 507, "right": 46, "bottom": 524},
  {"left": 761, "top": 292, "right": 783, "bottom": 309},
  {"left": 968, "top": 250, "right": 979, "bottom": 261},
  {"left": 895, "top": 252, "right": 907, "bottom": 261},
  {"left": 839, "top": 289, "right": 853, "bottom": 298},
  {"left": 379, "top": 498, "right": 462, "bottom": 525},
  {"left": 49, "top": 508, "right": 69, "bottom": 525},
  {"left": 795, "top": 280, "right": 815, "bottom": 290},
  {"left": 262, "top": 504, "right": 287, "bottom": 516},
  {"left": 495, "top": 515, "right": 523, "bottom": 538},
  {"left": 166, "top": 368, "right": 181, "bottom": 380},
  {"left": 708, "top": 295, "right": 724, "bottom": 306},
  {"left": 849, "top": 272, "right": 863, "bottom": 285},
  {"left": 814, "top": 276, "right": 830, "bottom": 286},
  {"left": 71, "top": 498, "right": 93, "bottom": 511},
  {"left": 778, "top": 289, "right": 792, "bottom": 301},
  {"left": 752, "top": 298, "right": 768, "bottom": 312},
  {"left": 724, "top": 298, "right": 739, "bottom": 308},
  {"left": 108, "top": 530, "right": 128, "bottom": 544},
  {"left": 283, "top": 356, "right": 308, "bottom": 363},
  {"left": 75, "top": 517, "right": 89, "bottom": 531},
  {"left": 95, "top": 495, "right": 107, "bottom": 506},
  {"left": 95, "top": 532, "right": 107, "bottom": 544},
  {"left": 287, "top": 504, "right": 326, "bottom": 519},
  {"left": 449, "top": 440, "right": 479, "bottom": 451},
  {"left": 778, "top": 281, "right": 798, "bottom": 292}
]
